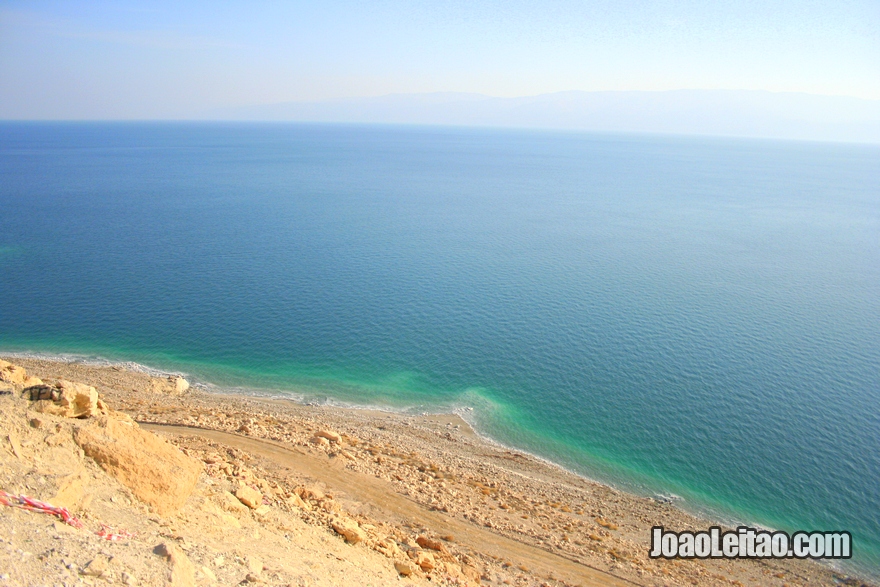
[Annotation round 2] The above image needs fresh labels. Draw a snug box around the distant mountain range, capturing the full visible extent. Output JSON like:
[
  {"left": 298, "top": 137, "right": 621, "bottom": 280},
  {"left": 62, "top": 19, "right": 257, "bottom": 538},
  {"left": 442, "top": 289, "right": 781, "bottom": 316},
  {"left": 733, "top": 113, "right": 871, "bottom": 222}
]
[{"left": 218, "top": 90, "right": 880, "bottom": 143}]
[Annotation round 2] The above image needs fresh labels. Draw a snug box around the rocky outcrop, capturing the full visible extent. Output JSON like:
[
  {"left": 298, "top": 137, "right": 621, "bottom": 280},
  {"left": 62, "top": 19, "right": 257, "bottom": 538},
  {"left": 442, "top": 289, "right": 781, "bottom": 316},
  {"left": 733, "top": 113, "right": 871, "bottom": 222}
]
[
  {"left": 0, "top": 359, "right": 28, "bottom": 385},
  {"left": 73, "top": 415, "right": 202, "bottom": 516},
  {"left": 26, "top": 380, "right": 104, "bottom": 418}
]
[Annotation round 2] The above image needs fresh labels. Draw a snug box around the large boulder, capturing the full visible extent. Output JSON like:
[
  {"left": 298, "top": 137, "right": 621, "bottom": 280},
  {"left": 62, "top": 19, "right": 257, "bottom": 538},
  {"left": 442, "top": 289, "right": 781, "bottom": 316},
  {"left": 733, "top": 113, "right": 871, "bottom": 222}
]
[{"left": 73, "top": 415, "right": 202, "bottom": 516}]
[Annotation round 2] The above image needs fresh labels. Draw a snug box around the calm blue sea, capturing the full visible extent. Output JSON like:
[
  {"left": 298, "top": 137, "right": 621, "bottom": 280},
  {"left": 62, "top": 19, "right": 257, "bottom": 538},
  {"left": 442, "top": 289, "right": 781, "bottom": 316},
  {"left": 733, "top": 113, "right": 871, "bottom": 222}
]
[{"left": 1, "top": 122, "right": 878, "bottom": 576}]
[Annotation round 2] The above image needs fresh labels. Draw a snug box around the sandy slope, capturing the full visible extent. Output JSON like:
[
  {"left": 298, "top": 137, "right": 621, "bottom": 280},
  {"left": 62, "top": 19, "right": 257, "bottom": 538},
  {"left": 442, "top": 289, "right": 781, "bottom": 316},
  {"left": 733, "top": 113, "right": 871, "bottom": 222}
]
[{"left": 1, "top": 357, "right": 872, "bottom": 587}]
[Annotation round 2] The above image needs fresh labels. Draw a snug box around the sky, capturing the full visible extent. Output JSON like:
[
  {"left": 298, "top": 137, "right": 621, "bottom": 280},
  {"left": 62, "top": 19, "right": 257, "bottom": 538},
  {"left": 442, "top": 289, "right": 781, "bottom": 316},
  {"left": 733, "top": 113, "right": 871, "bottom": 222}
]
[{"left": 0, "top": 0, "right": 878, "bottom": 119}]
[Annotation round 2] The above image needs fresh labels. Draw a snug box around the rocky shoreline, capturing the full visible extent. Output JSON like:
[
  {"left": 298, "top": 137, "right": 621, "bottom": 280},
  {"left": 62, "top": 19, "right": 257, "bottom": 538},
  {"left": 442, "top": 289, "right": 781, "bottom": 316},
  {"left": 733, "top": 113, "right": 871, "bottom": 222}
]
[{"left": 0, "top": 357, "right": 872, "bottom": 587}]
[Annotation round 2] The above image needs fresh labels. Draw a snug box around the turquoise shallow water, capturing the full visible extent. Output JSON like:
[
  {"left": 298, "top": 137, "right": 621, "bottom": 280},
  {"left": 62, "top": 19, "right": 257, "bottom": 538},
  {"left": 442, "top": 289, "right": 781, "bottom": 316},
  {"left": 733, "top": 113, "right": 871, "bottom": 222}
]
[{"left": 1, "top": 122, "right": 879, "bottom": 576}]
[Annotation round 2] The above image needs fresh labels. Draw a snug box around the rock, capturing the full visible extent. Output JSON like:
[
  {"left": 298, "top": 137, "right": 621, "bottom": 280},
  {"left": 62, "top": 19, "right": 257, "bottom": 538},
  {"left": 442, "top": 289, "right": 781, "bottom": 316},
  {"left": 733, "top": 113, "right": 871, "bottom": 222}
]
[
  {"left": 53, "top": 472, "right": 86, "bottom": 509},
  {"left": 331, "top": 518, "right": 367, "bottom": 544},
  {"left": 45, "top": 432, "right": 66, "bottom": 446},
  {"left": 30, "top": 380, "right": 101, "bottom": 418},
  {"left": 171, "top": 376, "right": 190, "bottom": 394},
  {"left": 309, "top": 436, "right": 330, "bottom": 447},
  {"left": 394, "top": 561, "right": 414, "bottom": 576},
  {"left": 254, "top": 504, "right": 271, "bottom": 516},
  {"left": 443, "top": 562, "right": 468, "bottom": 583},
  {"left": 287, "top": 493, "right": 310, "bottom": 510},
  {"left": 6, "top": 433, "right": 21, "bottom": 459},
  {"left": 0, "top": 361, "right": 27, "bottom": 385},
  {"left": 24, "top": 385, "right": 57, "bottom": 401},
  {"left": 417, "top": 535, "right": 448, "bottom": 553},
  {"left": 315, "top": 429, "right": 341, "bottom": 443},
  {"left": 297, "top": 485, "right": 323, "bottom": 500},
  {"left": 122, "top": 571, "right": 137, "bottom": 586},
  {"left": 217, "top": 490, "right": 250, "bottom": 514},
  {"left": 22, "top": 376, "right": 43, "bottom": 387},
  {"left": 320, "top": 499, "right": 340, "bottom": 513},
  {"left": 74, "top": 415, "right": 202, "bottom": 516},
  {"left": 377, "top": 539, "right": 404, "bottom": 559},
  {"left": 81, "top": 554, "right": 109, "bottom": 577},
  {"left": 461, "top": 564, "right": 481, "bottom": 583},
  {"left": 150, "top": 376, "right": 190, "bottom": 395},
  {"left": 199, "top": 566, "right": 216, "bottom": 582},
  {"left": 235, "top": 484, "right": 263, "bottom": 509},
  {"left": 245, "top": 573, "right": 261, "bottom": 583},
  {"left": 415, "top": 551, "right": 435, "bottom": 572},
  {"left": 202, "top": 451, "right": 223, "bottom": 464},
  {"left": 155, "top": 543, "right": 196, "bottom": 587},
  {"left": 28, "top": 417, "right": 45, "bottom": 429},
  {"left": 246, "top": 555, "right": 263, "bottom": 575}
]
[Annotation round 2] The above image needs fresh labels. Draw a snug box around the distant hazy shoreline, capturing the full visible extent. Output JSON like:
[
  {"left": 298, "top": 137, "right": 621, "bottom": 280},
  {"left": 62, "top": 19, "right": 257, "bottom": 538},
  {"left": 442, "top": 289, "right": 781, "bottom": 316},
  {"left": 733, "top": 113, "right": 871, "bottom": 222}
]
[{"left": 212, "top": 89, "right": 880, "bottom": 143}]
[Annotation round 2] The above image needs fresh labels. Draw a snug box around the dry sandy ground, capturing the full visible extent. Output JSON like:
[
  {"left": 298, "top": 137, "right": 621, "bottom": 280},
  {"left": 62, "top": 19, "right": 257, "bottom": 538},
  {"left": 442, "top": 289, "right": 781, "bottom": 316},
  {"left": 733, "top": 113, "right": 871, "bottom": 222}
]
[{"left": 0, "top": 357, "right": 873, "bottom": 587}]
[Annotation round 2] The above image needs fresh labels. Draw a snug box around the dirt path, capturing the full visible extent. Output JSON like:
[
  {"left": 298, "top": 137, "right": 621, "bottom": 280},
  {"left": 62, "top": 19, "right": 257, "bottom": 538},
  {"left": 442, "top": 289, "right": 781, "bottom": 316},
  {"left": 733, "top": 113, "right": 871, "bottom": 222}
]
[{"left": 143, "top": 422, "right": 644, "bottom": 587}]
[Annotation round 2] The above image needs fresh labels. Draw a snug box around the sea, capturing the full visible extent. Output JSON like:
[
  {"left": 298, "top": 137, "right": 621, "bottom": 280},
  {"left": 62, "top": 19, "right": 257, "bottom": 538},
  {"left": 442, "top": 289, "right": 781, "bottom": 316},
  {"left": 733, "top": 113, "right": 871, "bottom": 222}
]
[{"left": 1, "top": 122, "right": 878, "bottom": 578}]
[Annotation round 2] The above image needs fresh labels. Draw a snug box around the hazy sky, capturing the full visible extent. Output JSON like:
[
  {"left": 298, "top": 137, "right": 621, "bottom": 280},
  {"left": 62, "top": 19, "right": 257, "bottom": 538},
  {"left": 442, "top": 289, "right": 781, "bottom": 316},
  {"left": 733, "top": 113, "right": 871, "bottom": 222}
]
[{"left": 1, "top": 0, "right": 878, "bottom": 119}]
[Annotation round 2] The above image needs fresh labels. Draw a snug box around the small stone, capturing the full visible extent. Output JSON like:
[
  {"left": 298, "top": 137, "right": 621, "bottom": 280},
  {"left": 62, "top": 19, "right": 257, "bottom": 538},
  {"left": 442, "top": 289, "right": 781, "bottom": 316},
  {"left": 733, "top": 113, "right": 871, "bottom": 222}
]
[
  {"left": 394, "top": 561, "right": 414, "bottom": 576},
  {"left": 315, "top": 429, "right": 341, "bottom": 443},
  {"left": 415, "top": 551, "right": 435, "bottom": 571},
  {"left": 29, "top": 417, "right": 45, "bottom": 429},
  {"left": 218, "top": 490, "right": 249, "bottom": 514},
  {"left": 245, "top": 573, "right": 261, "bottom": 583},
  {"left": 122, "top": 571, "right": 137, "bottom": 586},
  {"left": 81, "top": 554, "right": 108, "bottom": 577},
  {"left": 331, "top": 518, "right": 366, "bottom": 544},
  {"left": 287, "top": 493, "right": 310, "bottom": 510},
  {"left": 309, "top": 436, "right": 330, "bottom": 447},
  {"left": 154, "top": 543, "right": 195, "bottom": 587},
  {"left": 247, "top": 555, "right": 263, "bottom": 575},
  {"left": 235, "top": 485, "right": 263, "bottom": 509},
  {"left": 170, "top": 376, "right": 190, "bottom": 394},
  {"left": 200, "top": 566, "right": 217, "bottom": 581},
  {"left": 416, "top": 535, "right": 448, "bottom": 553},
  {"left": 45, "top": 433, "right": 65, "bottom": 446}
]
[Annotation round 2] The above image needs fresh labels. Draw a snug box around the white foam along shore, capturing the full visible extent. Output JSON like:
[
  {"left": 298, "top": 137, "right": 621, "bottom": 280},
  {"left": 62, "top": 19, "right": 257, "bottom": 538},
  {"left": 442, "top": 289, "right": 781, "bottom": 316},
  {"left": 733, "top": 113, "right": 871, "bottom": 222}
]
[
  {"left": 3, "top": 352, "right": 875, "bottom": 585},
  {"left": 0, "top": 350, "right": 830, "bottom": 534}
]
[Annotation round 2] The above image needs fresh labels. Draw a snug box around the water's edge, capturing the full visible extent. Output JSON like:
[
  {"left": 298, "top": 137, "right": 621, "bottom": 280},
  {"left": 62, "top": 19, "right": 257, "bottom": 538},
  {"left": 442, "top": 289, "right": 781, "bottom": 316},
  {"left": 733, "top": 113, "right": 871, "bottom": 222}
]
[{"left": 3, "top": 347, "right": 874, "bottom": 582}]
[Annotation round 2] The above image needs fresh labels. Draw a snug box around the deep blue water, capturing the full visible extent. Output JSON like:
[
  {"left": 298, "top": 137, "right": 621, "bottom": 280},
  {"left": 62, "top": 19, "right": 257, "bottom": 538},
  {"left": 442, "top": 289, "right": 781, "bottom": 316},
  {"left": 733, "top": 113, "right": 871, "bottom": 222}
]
[{"left": 1, "top": 122, "right": 878, "bottom": 575}]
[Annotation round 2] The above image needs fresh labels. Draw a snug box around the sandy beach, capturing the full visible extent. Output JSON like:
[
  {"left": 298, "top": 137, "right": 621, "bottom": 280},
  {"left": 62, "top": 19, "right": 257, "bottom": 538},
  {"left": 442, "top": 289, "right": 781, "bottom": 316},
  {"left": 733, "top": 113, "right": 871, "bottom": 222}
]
[{"left": 0, "top": 356, "right": 871, "bottom": 587}]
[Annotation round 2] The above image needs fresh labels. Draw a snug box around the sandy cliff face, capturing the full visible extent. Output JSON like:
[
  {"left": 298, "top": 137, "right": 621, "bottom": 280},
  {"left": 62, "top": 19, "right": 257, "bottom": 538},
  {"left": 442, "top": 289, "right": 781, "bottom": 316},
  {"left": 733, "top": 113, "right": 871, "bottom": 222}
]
[{"left": 0, "top": 362, "right": 459, "bottom": 587}]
